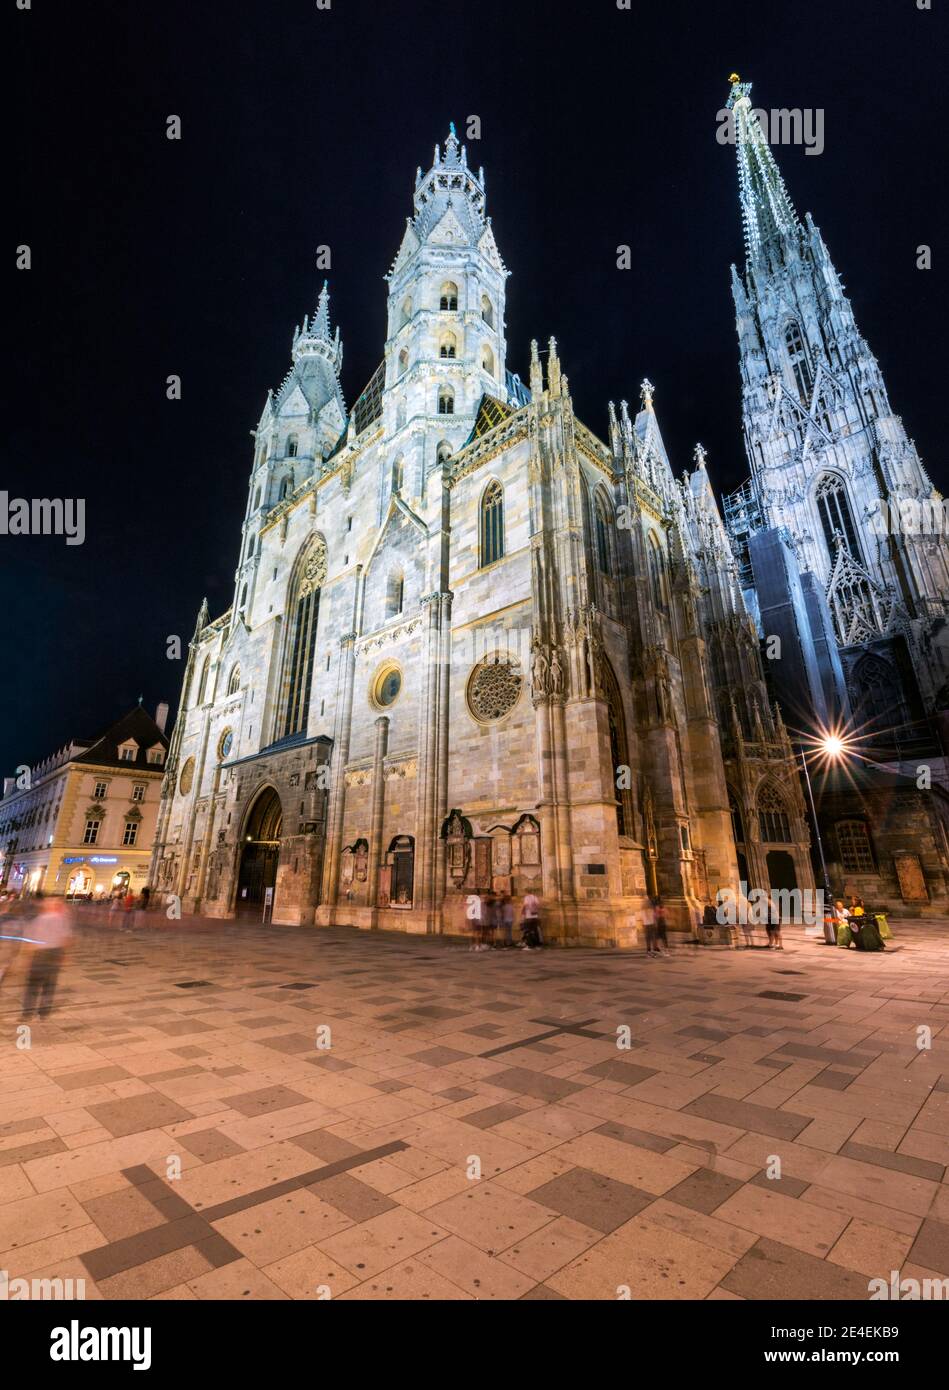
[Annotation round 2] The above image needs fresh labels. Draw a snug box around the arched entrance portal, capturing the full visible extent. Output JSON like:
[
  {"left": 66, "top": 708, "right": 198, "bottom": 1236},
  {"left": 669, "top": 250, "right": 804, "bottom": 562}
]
[{"left": 236, "top": 787, "right": 282, "bottom": 919}]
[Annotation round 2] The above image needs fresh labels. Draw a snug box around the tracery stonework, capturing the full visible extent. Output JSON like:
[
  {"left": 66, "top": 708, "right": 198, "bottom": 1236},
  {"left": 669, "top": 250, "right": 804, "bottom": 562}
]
[{"left": 467, "top": 656, "right": 522, "bottom": 722}]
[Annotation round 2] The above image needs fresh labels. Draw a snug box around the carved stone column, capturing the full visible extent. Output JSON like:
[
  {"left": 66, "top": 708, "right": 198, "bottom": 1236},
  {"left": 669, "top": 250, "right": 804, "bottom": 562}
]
[{"left": 365, "top": 716, "right": 389, "bottom": 918}]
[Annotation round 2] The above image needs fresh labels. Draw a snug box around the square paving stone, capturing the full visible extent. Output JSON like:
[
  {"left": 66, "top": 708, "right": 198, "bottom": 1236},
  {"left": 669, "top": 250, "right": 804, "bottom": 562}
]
[
  {"left": 583, "top": 1059, "right": 658, "bottom": 1086},
  {"left": 487, "top": 1067, "right": 583, "bottom": 1102},
  {"left": 227, "top": 1086, "right": 311, "bottom": 1117},
  {"left": 529, "top": 1167, "right": 654, "bottom": 1233},
  {"left": 410, "top": 1047, "right": 471, "bottom": 1067},
  {"left": 907, "top": 1218, "right": 949, "bottom": 1275},
  {"left": 665, "top": 1168, "right": 746, "bottom": 1215},
  {"left": 721, "top": 1237, "right": 872, "bottom": 1300},
  {"left": 86, "top": 1094, "right": 194, "bottom": 1138}
]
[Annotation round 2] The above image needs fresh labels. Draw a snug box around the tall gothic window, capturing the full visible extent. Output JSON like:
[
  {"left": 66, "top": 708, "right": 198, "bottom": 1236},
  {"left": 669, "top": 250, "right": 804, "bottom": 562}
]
[
  {"left": 391, "top": 457, "right": 403, "bottom": 494},
  {"left": 227, "top": 665, "right": 241, "bottom": 696},
  {"left": 594, "top": 492, "right": 612, "bottom": 574},
  {"left": 398, "top": 349, "right": 409, "bottom": 378},
  {"left": 387, "top": 573, "right": 405, "bottom": 618},
  {"left": 480, "top": 480, "right": 504, "bottom": 567},
  {"left": 758, "top": 784, "right": 792, "bottom": 843},
  {"left": 481, "top": 294, "right": 494, "bottom": 327},
  {"left": 481, "top": 344, "right": 495, "bottom": 375},
  {"left": 196, "top": 657, "right": 211, "bottom": 707},
  {"left": 785, "top": 320, "right": 813, "bottom": 400},
  {"left": 604, "top": 663, "right": 633, "bottom": 837},
  {"left": 852, "top": 654, "right": 904, "bottom": 734},
  {"left": 815, "top": 474, "right": 861, "bottom": 562},
  {"left": 647, "top": 533, "right": 666, "bottom": 607},
  {"left": 279, "top": 539, "right": 326, "bottom": 740},
  {"left": 287, "top": 434, "right": 298, "bottom": 458},
  {"left": 440, "top": 334, "right": 457, "bottom": 359}
]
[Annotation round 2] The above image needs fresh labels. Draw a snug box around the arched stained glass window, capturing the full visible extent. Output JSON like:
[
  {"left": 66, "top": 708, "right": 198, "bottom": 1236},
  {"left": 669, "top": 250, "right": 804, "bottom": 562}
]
[
  {"left": 757, "top": 784, "right": 792, "bottom": 843},
  {"left": 480, "top": 480, "right": 504, "bottom": 567},
  {"left": 815, "top": 474, "right": 861, "bottom": 562},
  {"left": 279, "top": 538, "right": 326, "bottom": 740}
]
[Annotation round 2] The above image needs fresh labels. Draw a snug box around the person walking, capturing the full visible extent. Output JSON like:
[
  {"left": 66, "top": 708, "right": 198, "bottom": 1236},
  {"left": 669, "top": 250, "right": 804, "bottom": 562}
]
[
  {"left": 22, "top": 894, "right": 74, "bottom": 1020},
  {"left": 653, "top": 896, "right": 670, "bottom": 958},
  {"left": 499, "top": 892, "right": 514, "bottom": 948},
  {"left": 520, "top": 890, "right": 541, "bottom": 949},
  {"left": 643, "top": 897, "right": 658, "bottom": 957}
]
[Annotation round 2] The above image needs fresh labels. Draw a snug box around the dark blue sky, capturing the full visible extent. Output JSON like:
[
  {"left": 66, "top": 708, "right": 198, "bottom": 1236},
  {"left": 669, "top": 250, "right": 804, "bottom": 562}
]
[{"left": 4, "top": 0, "right": 946, "bottom": 778}]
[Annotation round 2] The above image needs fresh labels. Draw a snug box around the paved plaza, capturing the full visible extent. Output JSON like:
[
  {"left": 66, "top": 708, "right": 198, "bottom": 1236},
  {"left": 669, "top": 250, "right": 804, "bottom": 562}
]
[{"left": 1, "top": 917, "right": 947, "bottom": 1302}]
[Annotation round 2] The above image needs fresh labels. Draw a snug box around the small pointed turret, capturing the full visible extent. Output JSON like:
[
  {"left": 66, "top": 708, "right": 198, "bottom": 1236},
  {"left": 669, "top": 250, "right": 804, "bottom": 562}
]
[
  {"left": 529, "top": 339, "right": 543, "bottom": 396},
  {"left": 292, "top": 280, "right": 343, "bottom": 373},
  {"left": 547, "top": 337, "right": 561, "bottom": 398}
]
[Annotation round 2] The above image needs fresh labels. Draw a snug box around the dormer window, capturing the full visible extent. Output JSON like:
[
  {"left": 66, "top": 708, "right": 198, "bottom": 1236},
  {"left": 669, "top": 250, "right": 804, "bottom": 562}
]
[
  {"left": 147, "top": 746, "right": 165, "bottom": 765},
  {"left": 439, "top": 282, "right": 458, "bottom": 312},
  {"left": 119, "top": 742, "right": 138, "bottom": 763}
]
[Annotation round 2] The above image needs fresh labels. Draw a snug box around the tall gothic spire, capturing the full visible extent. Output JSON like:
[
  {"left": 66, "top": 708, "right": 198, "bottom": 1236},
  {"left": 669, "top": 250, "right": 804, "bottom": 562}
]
[
  {"left": 726, "top": 76, "right": 801, "bottom": 263},
  {"left": 292, "top": 280, "right": 343, "bottom": 374}
]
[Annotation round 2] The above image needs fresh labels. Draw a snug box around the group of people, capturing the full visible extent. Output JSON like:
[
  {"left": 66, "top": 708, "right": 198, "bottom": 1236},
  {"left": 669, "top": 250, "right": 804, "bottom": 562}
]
[
  {"left": 825, "top": 895, "right": 888, "bottom": 951},
  {"left": 469, "top": 890, "right": 542, "bottom": 950},
  {"left": 0, "top": 891, "right": 74, "bottom": 1019}
]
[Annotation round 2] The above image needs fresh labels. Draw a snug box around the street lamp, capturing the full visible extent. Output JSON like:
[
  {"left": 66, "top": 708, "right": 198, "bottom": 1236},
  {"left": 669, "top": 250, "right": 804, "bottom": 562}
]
[{"left": 793, "top": 725, "right": 853, "bottom": 917}]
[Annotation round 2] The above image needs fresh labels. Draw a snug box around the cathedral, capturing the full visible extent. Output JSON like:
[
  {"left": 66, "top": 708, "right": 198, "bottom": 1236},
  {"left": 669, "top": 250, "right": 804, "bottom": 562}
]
[
  {"left": 722, "top": 79, "right": 949, "bottom": 914},
  {"left": 152, "top": 109, "right": 900, "bottom": 943}
]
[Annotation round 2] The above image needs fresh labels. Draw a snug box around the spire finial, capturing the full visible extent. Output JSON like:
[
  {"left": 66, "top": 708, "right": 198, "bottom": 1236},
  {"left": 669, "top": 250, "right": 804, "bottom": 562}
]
[
  {"left": 641, "top": 378, "right": 655, "bottom": 410},
  {"left": 693, "top": 442, "right": 708, "bottom": 470}
]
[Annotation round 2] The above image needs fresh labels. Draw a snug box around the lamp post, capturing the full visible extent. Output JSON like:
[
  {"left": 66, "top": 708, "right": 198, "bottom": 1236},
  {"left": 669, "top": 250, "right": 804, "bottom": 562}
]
[{"left": 792, "top": 730, "right": 850, "bottom": 916}]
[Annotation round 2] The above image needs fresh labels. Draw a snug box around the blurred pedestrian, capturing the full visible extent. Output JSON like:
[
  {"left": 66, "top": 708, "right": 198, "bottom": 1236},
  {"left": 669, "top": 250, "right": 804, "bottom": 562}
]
[
  {"left": 654, "top": 896, "right": 670, "bottom": 958},
  {"left": 520, "top": 890, "right": 541, "bottom": 949},
  {"left": 22, "top": 894, "right": 74, "bottom": 1020},
  {"left": 499, "top": 892, "right": 514, "bottom": 947}
]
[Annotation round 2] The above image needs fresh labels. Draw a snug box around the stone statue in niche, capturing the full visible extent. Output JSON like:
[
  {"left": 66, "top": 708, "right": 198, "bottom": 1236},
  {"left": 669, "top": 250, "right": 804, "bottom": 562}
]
[
  {"left": 531, "top": 641, "right": 549, "bottom": 697},
  {"left": 549, "top": 647, "right": 565, "bottom": 696}
]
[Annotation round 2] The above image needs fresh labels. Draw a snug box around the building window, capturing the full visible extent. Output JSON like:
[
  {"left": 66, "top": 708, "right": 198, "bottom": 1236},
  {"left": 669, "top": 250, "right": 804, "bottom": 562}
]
[
  {"left": 440, "top": 334, "right": 457, "bottom": 359},
  {"left": 287, "top": 434, "right": 298, "bottom": 458},
  {"left": 436, "top": 441, "right": 453, "bottom": 466},
  {"left": 228, "top": 665, "right": 241, "bottom": 696},
  {"left": 391, "top": 457, "right": 403, "bottom": 494},
  {"left": 279, "top": 476, "right": 292, "bottom": 502},
  {"left": 197, "top": 656, "right": 211, "bottom": 706},
  {"left": 785, "top": 320, "right": 813, "bottom": 400},
  {"left": 815, "top": 474, "right": 861, "bottom": 563},
  {"left": 466, "top": 653, "right": 522, "bottom": 724},
  {"left": 837, "top": 820, "right": 875, "bottom": 873},
  {"left": 758, "top": 785, "right": 792, "bottom": 843},
  {"left": 83, "top": 820, "right": 100, "bottom": 845},
  {"left": 387, "top": 573, "right": 405, "bottom": 618},
  {"left": 480, "top": 479, "right": 504, "bottom": 567},
  {"left": 123, "top": 821, "right": 139, "bottom": 847},
  {"left": 439, "top": 281, "right": 458, "bottom": 311},
  {"left": 480, "top": 344, "right": 495, "bottom": 375},
  {"left": 400, "top": 297, "right": 412, "bottom": 328},
  {"left": 647, "top": 533, "right": 666, "bottom": 607},
  {"left": 729, "top": 790, "right": 745, "bottom": 845},
  {"left": 147, "top": 748, "right": 164, "bottom": 765},
  {"left": 131, "top": 784, "right": 145, "bottom": 803},
  {"left": 120, "top": 747, "right": 136, "bottom": 762},
  {"left": 279, "top": 537, "right": 326, "bottom": 739},
  {"left": 594, "top": 492, "right": 612, "bottom": 574},
  {"left": 438, "top": 387, "right": 454, "bottom": 415},
  {"left": 481, "top": 294, "right": 494, "bottom": 328},
  {"left": 372, "top": 664, "right": 402, "bottom": 709},
  {"left": 398, "top": 348, "right": 409, "bottom": 378},
  {"left": 94, "top": 781, "right": 108, "bottom": 800}
]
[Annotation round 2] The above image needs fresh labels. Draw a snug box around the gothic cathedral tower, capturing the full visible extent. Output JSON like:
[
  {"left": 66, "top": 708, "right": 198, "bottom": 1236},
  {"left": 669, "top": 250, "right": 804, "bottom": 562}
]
[{"left": 722, "top": 78, "right": 949, "bottom": 747}]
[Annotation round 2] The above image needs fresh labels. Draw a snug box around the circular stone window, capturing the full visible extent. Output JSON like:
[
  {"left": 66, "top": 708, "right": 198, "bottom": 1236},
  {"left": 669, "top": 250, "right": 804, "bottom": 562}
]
[
  {"left": 372, "top": 665, "right": 402, "bottom": 709},
  {"left": 467, "top": 654, "right": 522, "bottom": 723},
  {"left": 218, "top": 729, "right": 233, "bottom": 761},
  {"left": 178, "top": 757, "right": 195, "bottom": 796}
]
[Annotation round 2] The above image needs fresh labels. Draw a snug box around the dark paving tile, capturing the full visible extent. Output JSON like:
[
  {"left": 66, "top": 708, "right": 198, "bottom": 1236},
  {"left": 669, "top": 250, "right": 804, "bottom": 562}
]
[
  {"left": 86, "top": 1094, "right": 193, "bottom": 1138},
  {"left": 179, "top": 1129, "right": 246, "bottom": 1163},
  {"left": 593, "top": 1122, "right": 676, "bottom": 1154},
  {"left": 810, "top": 1069, "right": 857, "bottom": 1091},
  {"left": 0, "top": 1137, "right": 67, "bottom": 1168},
  {"left": 749, "top": 1171, "right": 810, "bottom": 1199},
  {"left": 227, "top": 1086, "right": 311, "bottom": 1117},
  {"left": 437, "top": 1087, "right": 476, "bottom": 1102},
  {"left": 664, "top": 1168, "right": 745, "bottom": 1215},
  {"left": 291, "top": 1130, "right": 364, "bottom": 1163},
  {"left": 409, "top": 1047, "right": 471, "bottom": 1067},
  {"left": 407, "top": 1006, "right": 468, "bottom": 1020},
  {"left": 54, "top": 1065, "right": 131, "bottom": 1091},
  {"left": 907, "top": 1218, "right": 949, "bottom": 1276},
  {"left": 520, "top": 1284, "right": 568, "bottom": 1299},
  {"left": 487, "top": 1067, "right": 583, "bottom": 1102},
  {"left": 530, "top": 1167, "right": 652, "bottom": 1233},
  {"left": 721, "top": 1237, "right": 872, "bottom": 1300},
  {"left": 840, "top": 1141, "right": 944, "bottom": 1183},
  {"left": 258, "top": 1032, "right": 317, "bottom": 1056},
  {"left": 684, "top": 1094, "right": 811, "bottom": 1141},
  {"left": 677, "top": 1026, "right": 732, "bottom": 1042},
  {"left": 372, "top": 1079, "right": 410, "bottom": 1094},
  {"left": 461, "top": 1103, "right": 526, "bottom": 1129},
  {"left": 312, "top": 1173, "right": 397, "bottom": 1222},
  {"left": 583, "top": 1059, "right": 658, "bottom": 1086}
]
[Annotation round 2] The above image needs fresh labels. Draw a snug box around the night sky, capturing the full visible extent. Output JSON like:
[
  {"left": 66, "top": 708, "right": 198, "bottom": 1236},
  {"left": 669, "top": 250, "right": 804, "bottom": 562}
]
[{"left": 5, "top": 0, "right": 945, "bottom": 780}]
